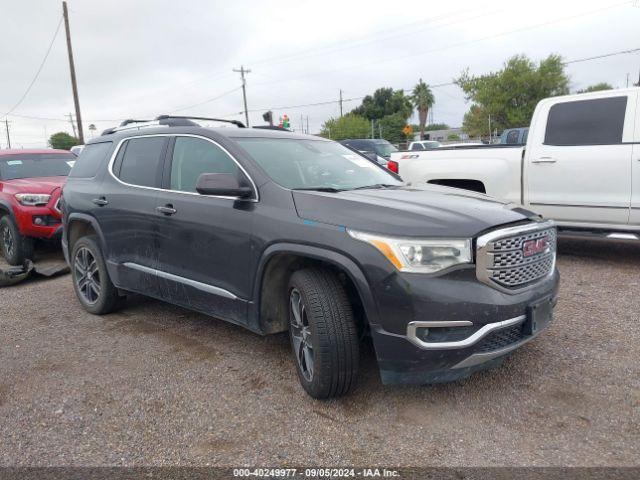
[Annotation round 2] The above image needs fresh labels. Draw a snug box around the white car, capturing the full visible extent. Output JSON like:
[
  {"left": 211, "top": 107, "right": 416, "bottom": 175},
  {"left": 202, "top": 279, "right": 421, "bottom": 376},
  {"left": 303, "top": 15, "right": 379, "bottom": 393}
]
[{"left": 389, "top": 88, "right": 640, "bottom": 238}]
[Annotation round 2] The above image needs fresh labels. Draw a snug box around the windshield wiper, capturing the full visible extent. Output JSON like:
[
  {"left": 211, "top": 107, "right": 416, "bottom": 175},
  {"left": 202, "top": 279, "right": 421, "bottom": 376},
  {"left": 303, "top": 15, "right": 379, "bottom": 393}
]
[
  {"left": 348, "top": 183, "right": 401, "bottom": 191},
  {"left": 292, "top": 187, "right": 345, "bottom": 193}
]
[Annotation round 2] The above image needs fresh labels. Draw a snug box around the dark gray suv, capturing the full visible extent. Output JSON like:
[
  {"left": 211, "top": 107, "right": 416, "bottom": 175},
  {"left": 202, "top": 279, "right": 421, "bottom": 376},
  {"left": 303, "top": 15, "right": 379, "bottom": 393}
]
[{"left": 62, "top": 116, "right": 559, "bottom": 398}]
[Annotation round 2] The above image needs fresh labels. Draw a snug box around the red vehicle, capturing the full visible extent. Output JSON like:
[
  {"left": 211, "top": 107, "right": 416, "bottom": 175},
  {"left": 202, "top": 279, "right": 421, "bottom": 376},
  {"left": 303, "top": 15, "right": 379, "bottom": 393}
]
[{"left": 0, "top": 149, "right": 75, "bottom": 265}]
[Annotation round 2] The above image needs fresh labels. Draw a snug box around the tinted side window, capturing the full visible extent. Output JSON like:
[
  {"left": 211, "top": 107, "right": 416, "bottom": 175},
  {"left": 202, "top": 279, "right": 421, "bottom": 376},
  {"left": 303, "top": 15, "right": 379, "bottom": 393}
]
[
  {"left": 506, "top": 130, "right": 520, "bottom": 144},
  {"left": 117, "top": 137, "right": 167, "bottom": 188},
  {"left": 170, "top": 137, "right": 239, "bottom": 193},
  {"left": 69, "top": 142, "right": 112, "bottom": 178},
  {"left": 544, "top": 96, "right": 627, "bottom": 146}
]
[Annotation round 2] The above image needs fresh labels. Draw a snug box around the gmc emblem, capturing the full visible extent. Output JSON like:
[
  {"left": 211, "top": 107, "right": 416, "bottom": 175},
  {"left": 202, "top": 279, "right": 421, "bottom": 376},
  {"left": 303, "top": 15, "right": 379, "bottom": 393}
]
[{"left": 523, "top": 237, "right": 550, "bottom": 257}]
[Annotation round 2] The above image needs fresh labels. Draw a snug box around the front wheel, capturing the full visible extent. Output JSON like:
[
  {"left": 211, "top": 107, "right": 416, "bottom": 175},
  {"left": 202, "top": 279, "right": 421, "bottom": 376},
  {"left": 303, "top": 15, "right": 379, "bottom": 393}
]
[
  {"left": 0, "top": 216, "right": 33, "bottom": 266},
  {"left": 288, "top": 268, "right": 359, "bottom": 399}
]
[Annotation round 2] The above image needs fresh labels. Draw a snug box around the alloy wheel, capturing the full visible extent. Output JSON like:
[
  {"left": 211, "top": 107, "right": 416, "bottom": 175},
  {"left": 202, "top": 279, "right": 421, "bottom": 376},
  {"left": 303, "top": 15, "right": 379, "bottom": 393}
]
[
  {"left": 290, "top": 288, "right": 314, "bottom": 382},
  {"left": 74, "top": 247, "right": 101, "bottom": 304},
  {"left": 2, "top": 225, "right": 14, "bottom": 258}
]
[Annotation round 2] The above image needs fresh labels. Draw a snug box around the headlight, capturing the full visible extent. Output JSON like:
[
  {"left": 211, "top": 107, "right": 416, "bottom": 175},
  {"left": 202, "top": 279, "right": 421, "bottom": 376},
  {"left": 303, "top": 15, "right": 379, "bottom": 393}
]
[
  {"left": 348, "top": 229, "right": 472, "bottom": 273},
  {"left": 15, "top": 193, "right": 51, "bottom": 206}
]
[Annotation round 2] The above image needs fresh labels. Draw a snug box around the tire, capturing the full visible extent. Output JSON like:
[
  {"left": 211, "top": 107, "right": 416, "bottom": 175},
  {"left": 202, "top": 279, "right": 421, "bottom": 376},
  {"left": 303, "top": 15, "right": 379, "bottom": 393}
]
[
  {"left": 288, "top": 268, "right": 359, "bottom": 399},
  {"left": 71, "top": 235, "right": 121, "bottom": 315},
  {"left": 0, "top": 215, "right": 34, "bottom": 266}
]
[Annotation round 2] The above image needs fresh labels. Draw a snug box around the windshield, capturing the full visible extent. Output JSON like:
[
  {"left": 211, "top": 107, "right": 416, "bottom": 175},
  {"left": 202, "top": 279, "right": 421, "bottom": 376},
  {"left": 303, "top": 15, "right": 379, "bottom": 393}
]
[
  {"left": 235, "top": 138, "right": 402, "bottom": 191},
  {"left": 0, "top": 154, "right": 75, "bottom": 180},
  {"left": 372, "top": 140, "right": 398, "bottom": 158}
]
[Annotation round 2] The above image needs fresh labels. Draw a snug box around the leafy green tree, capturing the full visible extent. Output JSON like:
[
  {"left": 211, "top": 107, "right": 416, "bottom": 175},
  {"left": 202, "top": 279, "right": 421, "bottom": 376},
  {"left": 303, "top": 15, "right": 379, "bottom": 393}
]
[
  {"left": 351, "top": 88, "right": 412, "bottom": 121},
  {"left": 576, "top": 82, "right": 614, "bottom": 93},
  {"left": 49, "top": 132, "right": 79, "bottom": 150},
  {"left": 425, "top": 123, "right": 449, "bottom": 131},
  {"left": 456, "top": 54, "right": 570, "bottom": 137},
  {"left": 411, "top": 79, "right": 435, "bottom": 140},
  {"left": 447, "top": 133, "right": 461, "bottom": 141},
  {"left": 378, "top": 113, "right": 407, "bottom": 144},
  {"left": 320, "top": 114, "right": 370, "bottom": 140}
]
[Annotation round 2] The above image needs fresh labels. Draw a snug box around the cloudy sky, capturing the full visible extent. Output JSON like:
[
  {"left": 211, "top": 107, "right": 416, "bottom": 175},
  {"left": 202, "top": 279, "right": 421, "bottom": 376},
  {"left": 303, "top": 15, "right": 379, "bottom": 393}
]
[{"left": 1, "top": 0, "right": 639, "bottom": 147}]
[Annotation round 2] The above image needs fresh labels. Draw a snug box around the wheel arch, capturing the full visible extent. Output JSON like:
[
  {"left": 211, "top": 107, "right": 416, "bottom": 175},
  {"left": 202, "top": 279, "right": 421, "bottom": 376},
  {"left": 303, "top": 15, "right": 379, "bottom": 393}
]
[
  {"left": 0, "top": 200, "right": 15, "bottom": 221},
  {"left": 250, "top": 243, "right": 379, "bottom": 335},
  {"left": 65, "top": 213, "right": 107, "bottom": 254}
]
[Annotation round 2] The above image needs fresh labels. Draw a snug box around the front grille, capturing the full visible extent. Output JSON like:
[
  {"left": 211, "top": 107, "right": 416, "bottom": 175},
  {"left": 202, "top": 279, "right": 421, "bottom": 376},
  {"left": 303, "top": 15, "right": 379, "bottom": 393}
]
[
  {"left": 477, "top": 222, "right": 556, "bottom": 292},
  {"left": 476, "top": 323, "right": 527, "bottom": 353}
]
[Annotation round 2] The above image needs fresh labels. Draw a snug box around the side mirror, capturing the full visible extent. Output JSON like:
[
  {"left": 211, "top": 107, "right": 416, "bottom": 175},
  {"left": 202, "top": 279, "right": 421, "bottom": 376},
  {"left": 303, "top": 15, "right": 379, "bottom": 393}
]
[{"left": 195, "top": 173, "right": 254, "bottom": 198}]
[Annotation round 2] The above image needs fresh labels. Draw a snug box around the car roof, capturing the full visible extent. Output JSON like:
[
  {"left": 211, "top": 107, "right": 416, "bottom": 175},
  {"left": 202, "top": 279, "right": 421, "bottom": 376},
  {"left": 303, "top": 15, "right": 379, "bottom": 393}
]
[{"left": 0, "top": 149, "right": 72, "bottom": 156}]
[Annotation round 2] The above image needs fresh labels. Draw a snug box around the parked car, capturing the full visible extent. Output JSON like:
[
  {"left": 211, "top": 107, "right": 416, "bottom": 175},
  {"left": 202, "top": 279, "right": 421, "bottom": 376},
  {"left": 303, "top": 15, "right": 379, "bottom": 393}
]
[
  {"left": 408, "top": 140, "right": 441, "bottom": 151},
  {"left": 0, "top": 149, "right": 76, "bottom": 265},
  {"left": 340, "top": 138, "right": 398, "bottom": 165},
  {"left": 62, "top": 116, "right": 559, "bottom": 398},
  {"left": 389, "top": 88, "right": 640, "bottom": 238},
  {"left": 500, "top": 127, "right": 529, "bottom": 145}
]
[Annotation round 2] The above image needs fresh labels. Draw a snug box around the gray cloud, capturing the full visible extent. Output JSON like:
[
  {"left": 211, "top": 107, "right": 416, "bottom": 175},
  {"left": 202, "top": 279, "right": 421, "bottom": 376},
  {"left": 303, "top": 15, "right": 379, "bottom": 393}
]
[{"left": 1, "top": 0, "right": 639, "bottom": 147}]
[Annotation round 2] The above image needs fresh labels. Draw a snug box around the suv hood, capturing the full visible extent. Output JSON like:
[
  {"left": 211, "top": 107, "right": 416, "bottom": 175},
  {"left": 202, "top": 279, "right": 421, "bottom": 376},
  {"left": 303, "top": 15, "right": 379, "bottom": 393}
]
[
  {"left": 292, "top": 185, "right": 538, "bottom": 238},
  {"left": 0, "top": 176, "right": 66, "bottom": 195}
]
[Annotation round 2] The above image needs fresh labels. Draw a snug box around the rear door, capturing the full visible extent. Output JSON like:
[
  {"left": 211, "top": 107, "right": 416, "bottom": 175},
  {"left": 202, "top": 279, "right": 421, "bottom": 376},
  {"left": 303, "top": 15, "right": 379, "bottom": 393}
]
[
  {"left": 95, "top": 135, "right": 168, "bottom": 294},
  {"left": 526, "top": 94, "right": 635, "bottom": 225}
]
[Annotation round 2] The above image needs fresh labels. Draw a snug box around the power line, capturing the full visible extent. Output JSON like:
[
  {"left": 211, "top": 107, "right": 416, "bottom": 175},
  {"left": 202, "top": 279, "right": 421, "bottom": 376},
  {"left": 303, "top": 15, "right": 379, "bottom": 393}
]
[
  {"left": 564, "top": 47, "right": 640, "bottom": 65},
  {"left": 168, "top": 86, "right": 243, "bottom": 113},
  {"left": 1, "top": 16, "right": 63, "bottom": 119}
]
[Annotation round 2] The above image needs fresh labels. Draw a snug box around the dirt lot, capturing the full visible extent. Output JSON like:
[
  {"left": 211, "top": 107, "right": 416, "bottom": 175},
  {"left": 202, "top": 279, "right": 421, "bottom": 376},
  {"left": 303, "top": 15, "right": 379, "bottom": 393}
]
[{"left": 0, "top": 238, "right": 639, "bottom": 467}]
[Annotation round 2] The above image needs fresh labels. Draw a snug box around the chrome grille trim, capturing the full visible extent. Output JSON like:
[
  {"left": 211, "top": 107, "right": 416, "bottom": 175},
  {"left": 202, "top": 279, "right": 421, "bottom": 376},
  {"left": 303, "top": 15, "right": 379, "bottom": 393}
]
[
  {"left": 54, "top": 198, "right": 62, "bottom": 213},
  {"left": 476, "top": 220, "right": 557, "bottom": 294}
]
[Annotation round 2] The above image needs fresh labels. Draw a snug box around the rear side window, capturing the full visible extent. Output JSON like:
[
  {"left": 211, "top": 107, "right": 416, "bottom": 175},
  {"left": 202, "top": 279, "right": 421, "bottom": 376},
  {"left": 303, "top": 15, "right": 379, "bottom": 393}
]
[
  {"left": 116, "top": 137, "right": 167, "bottom": 188},
  {"left": 69, "top": 142, "right": 112, "bottom": 178},
  {"left": 544, "top": 96, "right": 627, "bottom": 146},
  {"left": 410, "top": 143, "right": 424, "bottom": 151},
  {"left": 505, "top": 130, "right": 520, "bottom": 144},
  {"left": 169, "top": 137, "right": 239, "bottom": 193}
]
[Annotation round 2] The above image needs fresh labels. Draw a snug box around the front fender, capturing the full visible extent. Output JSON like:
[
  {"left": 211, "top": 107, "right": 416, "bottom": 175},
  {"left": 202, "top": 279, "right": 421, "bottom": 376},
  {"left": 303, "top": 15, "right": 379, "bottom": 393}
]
[{"left": 248, "top": 242, "right": 379, "bottom": 334}]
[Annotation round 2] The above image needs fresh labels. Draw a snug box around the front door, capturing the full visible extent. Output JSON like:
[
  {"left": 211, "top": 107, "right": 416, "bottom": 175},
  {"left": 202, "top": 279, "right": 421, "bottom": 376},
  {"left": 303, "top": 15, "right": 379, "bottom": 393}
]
[
  {"left": 155, "top": 135, "right": 256, "bottom": 324},
  {"left": 526, "top": 94, "right": 635, "bottom": 226}
]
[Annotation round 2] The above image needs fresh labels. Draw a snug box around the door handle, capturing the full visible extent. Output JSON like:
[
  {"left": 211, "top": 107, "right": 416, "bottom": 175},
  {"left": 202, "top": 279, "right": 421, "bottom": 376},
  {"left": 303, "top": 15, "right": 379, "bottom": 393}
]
[
  {"left": 532, "top": 157, "right": 557, "bottom": 164},
  {"left": 92, "top": 197, "right": 108, "bottom": 206},
  {"left": 156, "top": 205, "right": 177, "bottom": 216}
]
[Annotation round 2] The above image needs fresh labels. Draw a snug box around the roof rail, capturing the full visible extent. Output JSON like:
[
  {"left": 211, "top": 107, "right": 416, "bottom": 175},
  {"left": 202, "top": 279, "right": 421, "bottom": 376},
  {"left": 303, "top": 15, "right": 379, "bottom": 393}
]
[
  {"left": 155, "top": 115, "right": 245, "bottom": 128},
  {"left": 119, "top": 119, "right": 151, "bottom": 127}
]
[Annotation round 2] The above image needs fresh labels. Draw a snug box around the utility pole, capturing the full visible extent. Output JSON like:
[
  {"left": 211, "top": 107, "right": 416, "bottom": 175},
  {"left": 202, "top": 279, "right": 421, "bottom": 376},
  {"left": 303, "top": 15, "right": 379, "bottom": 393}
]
[
  {"left": 488, "top": 114, "right": 492, "bottom": 143},
  {"left": 626, "top": 73, "right": 630, "bottom": 88},
  {"left": 306, "top": 116, "right": 309, "bottom": 135},
  {"left": 371, "top": 119, "right": 374, "bottom": 139},
  {"left": 339, "top": 89, "right": 343, "bottom": 117},
  {"left": 4, "top": 119, "right": 11, "bottom": 149},
  {"left": 63, "top": 1, "right": 84, "bottom": 144},
  {"left": 233, "top": 66, "right": 251, "bottom": 127},
  {"left": 66, "top": 113, "right": 77, "bottom": 138}
]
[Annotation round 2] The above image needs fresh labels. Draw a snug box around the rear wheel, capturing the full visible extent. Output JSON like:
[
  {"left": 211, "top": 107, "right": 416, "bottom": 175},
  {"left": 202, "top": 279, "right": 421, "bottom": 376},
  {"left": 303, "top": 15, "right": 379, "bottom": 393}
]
[
  {"left": 288, "top": 268, "right": 359, "bottom": 399},
  {"left": 0, "top": 216, "right": 34, "bottom": 266},
  {"left": 71, "top": 235, "right": 120, "bottom": 314}
]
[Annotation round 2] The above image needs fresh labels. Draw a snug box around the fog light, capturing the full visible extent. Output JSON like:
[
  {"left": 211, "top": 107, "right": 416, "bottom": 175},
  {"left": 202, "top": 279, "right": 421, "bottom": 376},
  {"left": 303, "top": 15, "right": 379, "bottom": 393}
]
[{"left": 34, "top": 217, "right": 44, "bottom": 226}]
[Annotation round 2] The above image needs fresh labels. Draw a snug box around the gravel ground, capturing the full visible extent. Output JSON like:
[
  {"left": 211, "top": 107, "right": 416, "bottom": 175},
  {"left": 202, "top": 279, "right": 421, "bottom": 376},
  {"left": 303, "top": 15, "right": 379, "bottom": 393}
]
[{"left": 0, "top": 238, "right": 638, "bottom": 467}]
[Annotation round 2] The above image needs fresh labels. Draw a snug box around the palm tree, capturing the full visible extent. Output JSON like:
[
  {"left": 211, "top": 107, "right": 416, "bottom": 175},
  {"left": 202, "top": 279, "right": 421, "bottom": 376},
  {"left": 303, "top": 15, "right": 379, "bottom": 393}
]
[{"left": 411, "top": 79, "right": 435, "bottom": 140}]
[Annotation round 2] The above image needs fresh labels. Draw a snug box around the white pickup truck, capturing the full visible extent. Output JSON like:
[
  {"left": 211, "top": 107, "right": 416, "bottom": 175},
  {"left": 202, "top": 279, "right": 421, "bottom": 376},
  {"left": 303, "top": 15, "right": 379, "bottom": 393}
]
[{"left": 390, "top": 88, "right": 640, "bottom": 238}]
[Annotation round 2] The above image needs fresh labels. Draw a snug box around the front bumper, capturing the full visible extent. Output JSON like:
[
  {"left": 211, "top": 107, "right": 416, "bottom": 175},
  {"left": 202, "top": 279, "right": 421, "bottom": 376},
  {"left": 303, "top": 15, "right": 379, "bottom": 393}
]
[{"left": 369, "top": 268, "right": 559, "bottom": 385}]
